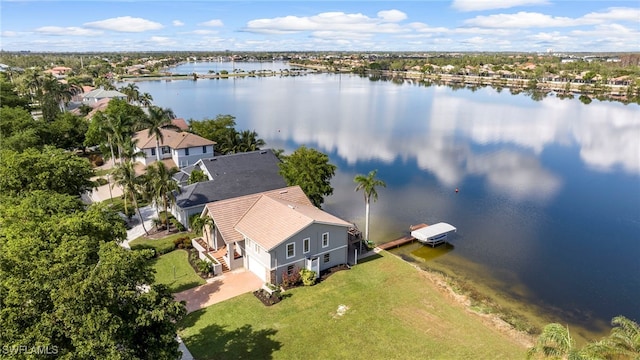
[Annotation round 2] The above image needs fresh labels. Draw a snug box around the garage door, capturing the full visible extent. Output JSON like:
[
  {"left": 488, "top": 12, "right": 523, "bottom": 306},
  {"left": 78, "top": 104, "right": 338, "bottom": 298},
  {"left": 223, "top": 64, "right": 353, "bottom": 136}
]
[{"left": 248, "top": 255, "right": 267, "bottom": 283}]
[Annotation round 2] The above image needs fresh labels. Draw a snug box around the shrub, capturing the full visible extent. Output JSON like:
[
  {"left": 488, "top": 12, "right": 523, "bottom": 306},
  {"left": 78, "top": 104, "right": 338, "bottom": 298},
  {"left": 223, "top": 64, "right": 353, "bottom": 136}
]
[
  {"left": 182, "top": 237, "right": 192, "bottom": 249},
  {"left": 95, "top": 177, "right": 108, "bottom": 186},
  {"left": 282, "top": 267, "right": 301, "bottom": 288},
  {"left": 300, "top": 269, "right": 316, "bottom": 286},
  {"left": 171, "top": 218, "right": 186, "bottom": 232},
  {"left": 196, "top": 259, "right": 212, "bottom": 274}
]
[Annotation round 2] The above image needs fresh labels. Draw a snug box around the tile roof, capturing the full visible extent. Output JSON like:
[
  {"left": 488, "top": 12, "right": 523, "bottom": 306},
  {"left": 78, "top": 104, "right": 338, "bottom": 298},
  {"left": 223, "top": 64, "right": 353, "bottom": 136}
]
[
  {"left": 133, "top": 128, "right": 214, "bottom": 150},
  {"left": 204, "top": 185, "right": 351, "bottom": 250},
  {"left": 205, "top": 186, "right": 312, "bottom": 246},
  {"left": 174, "top": 149, "right": 286, "bottom": 209},
  {"left": 171, "top": 118, "right": 189, "bottom": 131},
  {"left": 82, "top": 88, "right": 126, "bottom": 100}
]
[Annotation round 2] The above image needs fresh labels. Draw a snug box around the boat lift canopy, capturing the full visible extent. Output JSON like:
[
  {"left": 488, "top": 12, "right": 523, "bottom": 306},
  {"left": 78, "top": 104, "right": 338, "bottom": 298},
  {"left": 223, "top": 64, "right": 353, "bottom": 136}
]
[{"left": 411, "top": 222, "right": 457, "bottom": 244}]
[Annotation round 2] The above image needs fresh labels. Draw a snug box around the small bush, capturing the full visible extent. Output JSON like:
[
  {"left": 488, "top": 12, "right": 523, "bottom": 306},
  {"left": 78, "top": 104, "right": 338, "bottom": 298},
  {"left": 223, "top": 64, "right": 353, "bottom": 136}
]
[
  {"left": 171, "top": 218, "right": 186, "bottom": 232},
  {"left": 182, "top": 237, "right": 192, "bottom": 249},
  {"left": 300, "top": 269, "right": 316, "bottom": 286},
  {"left": 282, "top": 267, "right": 301, "bottom": 288},
  {"left": 95, "top": 177, "right": 108, "bottom": 186},
  {"left": 196, "top": 259, "right": 212, "bottom": 274}
]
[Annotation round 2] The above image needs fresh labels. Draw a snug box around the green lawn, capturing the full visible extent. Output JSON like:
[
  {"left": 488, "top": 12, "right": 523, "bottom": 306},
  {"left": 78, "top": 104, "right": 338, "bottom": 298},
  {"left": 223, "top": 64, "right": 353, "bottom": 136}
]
[
  {"left": 130, "top": 231, "right": 196, "bottom": 255},
  {"left": 178, "top": 252, "right": 528, "bottom": 360},
  {"left": 151, "top": 249, "right": 205, "bottom": 293}
]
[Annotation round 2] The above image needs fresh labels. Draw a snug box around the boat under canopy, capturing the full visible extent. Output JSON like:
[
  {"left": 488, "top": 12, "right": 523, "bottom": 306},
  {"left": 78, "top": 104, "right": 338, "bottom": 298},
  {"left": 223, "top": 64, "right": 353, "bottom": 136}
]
[{"left": 411, "top": 222, "right": 457, "bottom": 247}]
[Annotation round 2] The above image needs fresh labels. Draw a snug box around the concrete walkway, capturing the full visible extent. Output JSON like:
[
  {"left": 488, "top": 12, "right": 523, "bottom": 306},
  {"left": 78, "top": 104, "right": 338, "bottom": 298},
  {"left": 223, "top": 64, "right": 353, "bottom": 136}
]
[{"left": 173, "top": 269, "right": 263, "bottom": 313}]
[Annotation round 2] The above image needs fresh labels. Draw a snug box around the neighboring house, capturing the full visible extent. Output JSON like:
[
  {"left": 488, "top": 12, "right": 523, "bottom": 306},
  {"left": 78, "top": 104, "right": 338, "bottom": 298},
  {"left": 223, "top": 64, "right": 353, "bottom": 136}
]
[
  {"left": 171, "top": 149, "right": 286, "bottom": 228},
  {"left": 132, "top": 128, "right": 215, "bottom": 168},
  {"left": 172, "top": 118, "right": 189, "bottom": 131},
  {"left": 82, "top": 88, "right": 127, "bottom": 105},
  {"left": 200, "top": 185, "right": 353, "bottom": 284}
]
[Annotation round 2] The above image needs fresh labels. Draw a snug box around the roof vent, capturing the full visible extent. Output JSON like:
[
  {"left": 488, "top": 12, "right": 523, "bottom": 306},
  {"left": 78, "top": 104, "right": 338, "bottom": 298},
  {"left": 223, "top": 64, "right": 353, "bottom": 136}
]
[
  {"left": 260, "top": 150, "right": 267, "bottom": 154},
  {"left": 287, "top": 204, "right": 296, "bottom": 209},
  {"left": 279, "top": 190, "right": 288, "bottom": 194}
]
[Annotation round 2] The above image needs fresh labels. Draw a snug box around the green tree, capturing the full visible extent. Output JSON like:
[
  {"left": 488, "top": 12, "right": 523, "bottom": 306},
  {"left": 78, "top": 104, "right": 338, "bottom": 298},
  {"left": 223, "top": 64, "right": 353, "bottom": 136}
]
[
  {"left": 49, "top": 112, "right": 88, "bottom": 151},
  {"left": 598, "top": 316, "right": 640, "bottom": 358},
  {"left": 354, "top": 170, "right": 386, "bottom": 241},
  {"left": 278, "top": 145, "right": 336, "bottom": 208},
  {"left": 189, "top": 114, "right": 237, "bottom": 145},
  {"left": 236, "top": 129, "right": 266, "bottom": 152},
  {"left": 112, "top": 160, "right": 149, "bottom": 235},
  {"left": 0, "top": 105, "right": 47, "bottom": 151},
  {"left": 0, "top": 78, "right": 30, "bottom": 109},
  {"left": 0, "top": 191, "right": 186, "bottom": 359},
  {"left": 191, "top": 215, "right": 215, "bottom": 250},
  {"left": 147, "top": 161, "right": 180, "bottom": 233},
  {"left": 188, "top": 169, "right": 209, "bottom": 184},
  {"left": 137, "top": 106, "right": 178, "bottom": 162},
  {"left": 119, "top": 82, "right": 141, "bottom": 104},
  {"left": 0, "top": 146, "right": 94, "bottom": 196}
]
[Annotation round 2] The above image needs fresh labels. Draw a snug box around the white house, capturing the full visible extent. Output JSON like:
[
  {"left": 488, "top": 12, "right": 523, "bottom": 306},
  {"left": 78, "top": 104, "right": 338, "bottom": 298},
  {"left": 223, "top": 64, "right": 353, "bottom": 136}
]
[{"left": 132, "top": 128, "right": 215, "bottom": 168}]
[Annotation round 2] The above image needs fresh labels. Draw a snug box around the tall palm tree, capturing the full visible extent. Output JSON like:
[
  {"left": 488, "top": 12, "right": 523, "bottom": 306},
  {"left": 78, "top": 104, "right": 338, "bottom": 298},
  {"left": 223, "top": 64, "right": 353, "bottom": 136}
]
[
  {"left": 107, "top": 112, "right": 136, "bottom": 164},
  {"left": 119, "top": 83, "right": 140, "bottom": 104},
  {"left": 147, "top": 161, "right": 180, "bottom": 233},
  {"left": 41, "top": 74, "right": 74, "bottom": 113},
  {"left": 112, "top": 160, "right": 148, "bottom": 236},
  {"left": 354, "top": 170, "right": 386, "bottom": 242},
  {"left": 137, "top": 106, "right": 178, "bottom": 162}
]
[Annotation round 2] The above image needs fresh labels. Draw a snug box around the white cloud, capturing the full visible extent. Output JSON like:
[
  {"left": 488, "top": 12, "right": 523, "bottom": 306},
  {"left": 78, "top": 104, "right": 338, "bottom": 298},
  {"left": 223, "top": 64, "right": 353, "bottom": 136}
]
[
  {"left": 245, "top": 9, "right": 408, "bottom": 35},
  {"left": 1, "top": 31, "right": 19, "bottom": 37},
  {"left": 199, "top": 19, "right": 224, "bottom": 27},
  {"left": 84, "top": 16, "right": 163, "bottom": 33},
  {"left": 582, "top": 7, "right": 640, "bottom": 22},
  {"left": 190, "top": 30, "right": 217, "bottom": 35},
  {"left": 452, "top": 0, "right": 549, "bottom": 12},
  {"left": 173, "top": 20, "right": 185, "bottom": 26},
  {"left": 464, "top": 11, "right": 577, "bottom": 28},
  {"left": 150, "top": 36, "right": 176, "bottom": 46},
  {"left": 35, "top": 26, "right": 102, "bottom": 36},
  {"left": 377, "top": 9, "right": 407, "bottom": 22}
]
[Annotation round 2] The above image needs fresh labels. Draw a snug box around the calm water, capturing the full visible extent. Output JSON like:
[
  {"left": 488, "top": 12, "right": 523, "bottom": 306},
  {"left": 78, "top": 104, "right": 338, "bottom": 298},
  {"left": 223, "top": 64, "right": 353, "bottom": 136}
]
[{"left": 132, "top": 62, "right": 640, "bottom": 333}]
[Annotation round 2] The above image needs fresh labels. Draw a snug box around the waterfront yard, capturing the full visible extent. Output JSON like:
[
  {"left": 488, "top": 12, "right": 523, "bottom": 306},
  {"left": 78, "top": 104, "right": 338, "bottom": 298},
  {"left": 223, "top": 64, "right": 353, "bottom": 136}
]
[{"left": 178, "top": 251, "right": 528, "bottom": 359}]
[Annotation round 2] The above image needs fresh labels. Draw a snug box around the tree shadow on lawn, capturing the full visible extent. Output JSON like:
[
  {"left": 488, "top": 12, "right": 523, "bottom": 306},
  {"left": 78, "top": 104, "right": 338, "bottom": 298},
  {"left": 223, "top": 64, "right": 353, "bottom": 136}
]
[{"left": 185, "top": 323, "right": 281, "bottom": 360}]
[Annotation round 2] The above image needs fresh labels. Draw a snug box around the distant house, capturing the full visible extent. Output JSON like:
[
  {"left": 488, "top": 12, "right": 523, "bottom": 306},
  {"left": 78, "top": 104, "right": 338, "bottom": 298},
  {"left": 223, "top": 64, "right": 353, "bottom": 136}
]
[
  {"left": 44, "top": 66, "right": 72, "bottom": 79},
  {"left": 199, "top": 185, "right": 352, "bottom": 283},
  {"left": 171, "top": 149, "right": 287, "bottom": 227},
  {"left": 132, "top": 128, "right": 215, "bottom": 168},
  {"left": 82, "top": 88, "right": 127, "bottom": 105}
]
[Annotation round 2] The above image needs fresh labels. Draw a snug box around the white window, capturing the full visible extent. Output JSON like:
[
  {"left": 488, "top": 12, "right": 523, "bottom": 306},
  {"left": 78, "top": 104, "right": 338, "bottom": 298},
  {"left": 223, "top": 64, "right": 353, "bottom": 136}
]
[
  {"left": 185, "top": 148, "right": 190, "bottom": 156},
  {"left": 286, "top": 242, "right": 295, "bottom": 259},
  {"left": 162, "top": 146, "right": 170, "bottom": 154},
  {"left": 151, "top": 148, "right": 156, "bottom": 156},
  {"left": 254, "top": 243, "right": 260, "bottom": 253},
  {"left": 303, "top": 238, "right": 310, "bottom": 253},
  {"left": 202, "top": 146, "right": 207, "bottom": 153},
  {"left": 322, "top": 232, "right": 329, "bottom": 248}
]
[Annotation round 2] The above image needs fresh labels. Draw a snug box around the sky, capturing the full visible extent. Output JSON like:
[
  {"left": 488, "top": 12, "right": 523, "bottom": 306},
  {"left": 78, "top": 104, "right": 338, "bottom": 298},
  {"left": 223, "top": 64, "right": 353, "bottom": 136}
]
[{"left": 1, "top": 0, "right": 639, "bottom": 52}]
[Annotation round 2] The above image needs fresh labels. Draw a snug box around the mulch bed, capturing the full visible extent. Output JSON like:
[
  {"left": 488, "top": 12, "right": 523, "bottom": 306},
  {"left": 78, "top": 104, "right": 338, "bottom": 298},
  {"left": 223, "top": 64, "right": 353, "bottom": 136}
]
[{"left": 253, "top": 264, "right": 350, "bottom": 306}]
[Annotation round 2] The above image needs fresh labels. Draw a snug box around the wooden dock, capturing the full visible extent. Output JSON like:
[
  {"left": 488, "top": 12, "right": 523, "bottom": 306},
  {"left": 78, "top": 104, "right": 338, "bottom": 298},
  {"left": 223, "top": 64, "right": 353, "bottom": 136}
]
[{"left": 377, "top": 224, "right": 429, "bottom": 250}]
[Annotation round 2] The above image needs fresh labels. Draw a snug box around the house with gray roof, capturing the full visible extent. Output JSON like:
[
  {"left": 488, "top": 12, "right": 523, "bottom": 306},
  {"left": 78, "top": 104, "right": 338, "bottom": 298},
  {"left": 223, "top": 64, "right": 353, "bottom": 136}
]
[
  {"left": 171, "top": 149, "right": 287, "bottom": 228},
  {"left": 82, "top": 88, "right": 126, "bottom": 105}
]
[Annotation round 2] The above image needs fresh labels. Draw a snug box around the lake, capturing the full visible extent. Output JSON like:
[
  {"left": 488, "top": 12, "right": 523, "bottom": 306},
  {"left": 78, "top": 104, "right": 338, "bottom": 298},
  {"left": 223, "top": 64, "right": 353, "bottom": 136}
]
[{"left": 132, "top": 61, "right": 640, "bottom": 336}]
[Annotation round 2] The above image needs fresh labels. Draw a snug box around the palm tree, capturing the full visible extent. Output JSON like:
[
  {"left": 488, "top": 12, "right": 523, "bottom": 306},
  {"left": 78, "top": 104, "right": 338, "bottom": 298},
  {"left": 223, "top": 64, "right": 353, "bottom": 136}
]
[
  {"left": 119, "top": 83, "right": 141, "bottom": 104},
  {"left": 139, "top": 92, "right": 153, "bottom": 107},
  {"left": 147, "top": 161, "right": 180, "bottom": 234},
  {"left": 41, "top": 74, "right": 74, "bottom": 113},
  {"left": 137, "top": 106, "right": 178, "bottom": 162},
  {"left": 111, "top": 160, "right": 148, "bottom": 236},
  {"left": 191, "top": 215, "right": 215, "bottom": 251},
  {"left": 603, "top": 316, "right": 640, "bottom": 358},
  {"left": 236, "top": 129, "right": 265, "bottom": 152},
  {"left": 527, "top": 323, "right": 579, "bottom": 359},
  {"left": 354, "top": 170, "right": 386, "bottom": 243},
  {"left": 107, "top": 112, "right": 136, "bottom": 164}
]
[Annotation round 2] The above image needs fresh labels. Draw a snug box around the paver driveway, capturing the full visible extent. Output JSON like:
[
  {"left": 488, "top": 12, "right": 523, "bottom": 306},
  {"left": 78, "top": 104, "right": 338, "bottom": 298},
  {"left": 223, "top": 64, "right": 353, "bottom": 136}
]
[{"left": 174, "top": 269, "right": 263, "bottom": 313}]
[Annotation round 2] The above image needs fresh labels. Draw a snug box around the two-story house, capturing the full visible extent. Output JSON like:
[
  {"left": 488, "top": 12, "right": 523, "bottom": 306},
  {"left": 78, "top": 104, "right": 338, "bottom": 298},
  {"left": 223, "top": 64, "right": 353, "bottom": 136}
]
[
  {"left": 132, "top": 128, "right": 215, "bottom": 168},
  {"left": 199, "top": 185, "right": 352, "bottom": 284}
]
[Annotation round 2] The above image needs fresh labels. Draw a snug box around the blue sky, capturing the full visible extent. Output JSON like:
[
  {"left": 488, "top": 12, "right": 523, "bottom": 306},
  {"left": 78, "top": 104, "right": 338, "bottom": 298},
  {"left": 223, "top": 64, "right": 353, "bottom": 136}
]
[{"left": 1, "top": 1, "right": 638, "bottom": 52}]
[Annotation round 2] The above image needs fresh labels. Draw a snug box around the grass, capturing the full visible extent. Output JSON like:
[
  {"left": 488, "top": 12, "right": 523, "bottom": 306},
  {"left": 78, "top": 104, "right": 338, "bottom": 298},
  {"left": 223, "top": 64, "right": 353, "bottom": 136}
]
[
  {"left": 151, "top": 249, "right": 205, "bottom": 293},
  {"left": 178, "top": 252, "right": 528, "bottom": 360},
  {"left": 130, "top": 231, "right": 196, "bottom": 255},
  {"left": 94, "top": 168, "right": 112, "bottom": 177}
]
